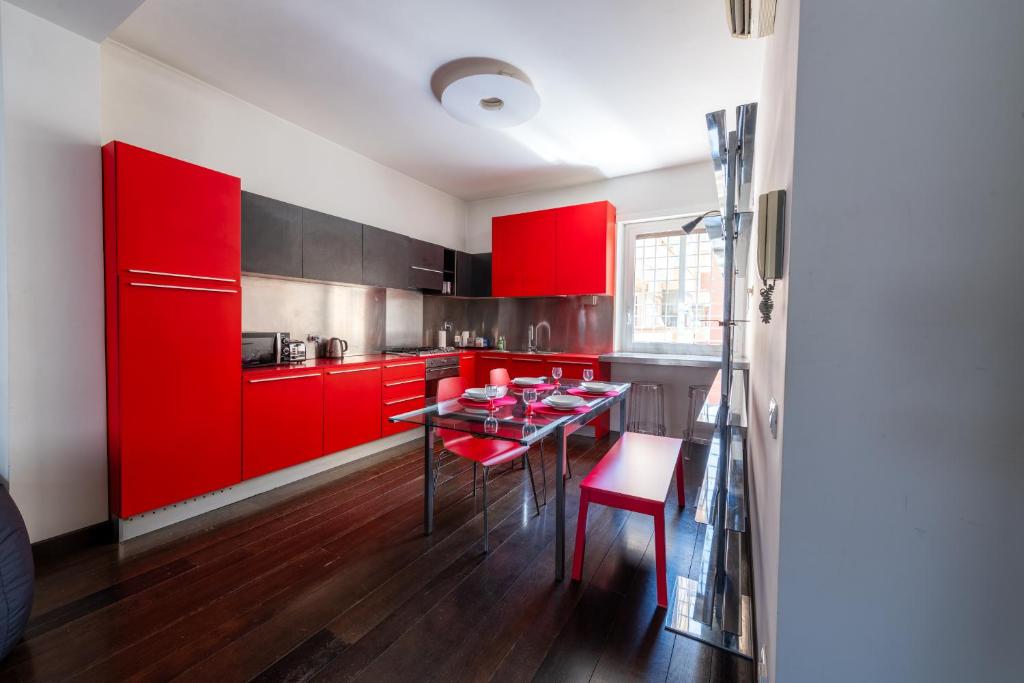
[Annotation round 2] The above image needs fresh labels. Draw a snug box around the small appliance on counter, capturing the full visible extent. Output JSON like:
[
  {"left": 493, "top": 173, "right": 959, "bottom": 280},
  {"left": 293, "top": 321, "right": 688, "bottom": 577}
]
[
  {"left": 327, "top": 338, "right": 348, "bottom": 358},
  {"left": 242, "top": 331, "right": 307, "bottom": 368}
]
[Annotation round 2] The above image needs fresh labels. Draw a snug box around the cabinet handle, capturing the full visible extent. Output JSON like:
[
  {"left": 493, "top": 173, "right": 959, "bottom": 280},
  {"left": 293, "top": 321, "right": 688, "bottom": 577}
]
[
  {"left": 515, "top": 358, "right": 543, "bottom": 363},
  {"left": 327, "top": 367, "right": 379, "bottom": 375},
  {"left": 248, "top": 374, "right": 320, "bottom": 383},
  {"left": 556, "top": 360, "right": 594, "bottom": 366},
  {"left": 385, "top": 361, "right": 424, "bottom": 368},
  {"left": 482, "top": 356, "right": 508, "bottom": 360},
  {"left": 129, "top": 282, "right": 238, "bottom": 294},
  {"left": 127, "top": 269, "right": 236, "bottom": 283},
  {"left": 384, "top": 394, "right": 425, "bottom": 406},
  {"left": 411, "top": 265, "right": 443, "bottom": 274},
  {"left": 385, "top": 378, "right": 423, "bottom": 387}
]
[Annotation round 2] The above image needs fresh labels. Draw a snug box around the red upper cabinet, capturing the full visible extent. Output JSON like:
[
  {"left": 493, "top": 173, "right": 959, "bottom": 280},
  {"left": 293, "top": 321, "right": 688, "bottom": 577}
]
[
  {"left": 104, "top": 142, "right": 243, "bottom": 518},
  {"left": 106, "top": 141, "right": 241, "bottom": 281},
  {"left": 491, "top": 201, "right": 615, "bottom": 297},
  {"left": 555, "top": 201, "right": 616, "bottom": 296}
]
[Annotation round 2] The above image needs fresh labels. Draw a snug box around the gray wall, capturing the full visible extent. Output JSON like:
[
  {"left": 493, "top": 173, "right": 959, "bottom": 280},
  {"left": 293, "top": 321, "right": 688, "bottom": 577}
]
[
  {"left": 743, "top": 0, "right": 799, "bottom": 679},
  {"left": 762, "top": 1, "right": 1024, "bottom": 681},
  {"left": 422, "top": 295, "right": 614, "bottom": 353}
]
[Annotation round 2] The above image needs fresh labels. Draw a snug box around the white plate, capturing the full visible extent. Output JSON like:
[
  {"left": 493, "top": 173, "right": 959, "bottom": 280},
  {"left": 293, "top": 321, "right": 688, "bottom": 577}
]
[
  {"left": 543, "top": 394, "right": 585, "bottom": 409},
  {"left": 464, "top": 386, "right": 507, "bottom": 400},
  {"left": 580, "top": 381, "right": 614, "bottom": 393},
  {"left": 513, "top": 377, "right": 544, "bottom": 386}
]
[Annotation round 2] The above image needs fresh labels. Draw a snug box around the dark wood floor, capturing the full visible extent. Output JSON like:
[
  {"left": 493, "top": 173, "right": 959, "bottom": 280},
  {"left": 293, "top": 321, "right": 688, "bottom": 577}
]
[{"left": 2, "top": 433, "right": 754, "bottom": 682}]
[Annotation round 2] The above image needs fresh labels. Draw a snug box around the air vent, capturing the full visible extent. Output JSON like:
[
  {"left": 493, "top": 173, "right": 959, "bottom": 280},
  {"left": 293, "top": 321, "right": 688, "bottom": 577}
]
[{"left": 724, "top": 0, "right": 777, "bottom": 38}]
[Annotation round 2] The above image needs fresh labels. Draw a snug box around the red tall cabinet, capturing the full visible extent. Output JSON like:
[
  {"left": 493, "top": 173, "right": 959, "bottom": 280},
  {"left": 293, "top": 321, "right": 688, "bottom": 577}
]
[{"left": 103, "top": 141, "right": 242, "bottom": 517}]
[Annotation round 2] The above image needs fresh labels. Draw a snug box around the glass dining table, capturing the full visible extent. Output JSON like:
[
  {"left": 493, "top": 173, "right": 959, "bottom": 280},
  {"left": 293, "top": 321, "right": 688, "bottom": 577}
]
[{"left": 389, "top": 379, "right": 632, "bottom": 580}]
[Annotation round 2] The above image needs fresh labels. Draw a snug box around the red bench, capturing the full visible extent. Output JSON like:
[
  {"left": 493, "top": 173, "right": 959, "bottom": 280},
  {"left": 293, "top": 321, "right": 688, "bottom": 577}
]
[{"left": 571, "top": 432, "right": 685, "bottom": 608}]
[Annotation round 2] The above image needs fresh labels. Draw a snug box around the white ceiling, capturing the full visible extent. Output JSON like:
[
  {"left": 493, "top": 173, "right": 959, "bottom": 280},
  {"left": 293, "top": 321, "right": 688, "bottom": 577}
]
[{"left": 109, "top": 0, "right": 764, "bottom": 201}]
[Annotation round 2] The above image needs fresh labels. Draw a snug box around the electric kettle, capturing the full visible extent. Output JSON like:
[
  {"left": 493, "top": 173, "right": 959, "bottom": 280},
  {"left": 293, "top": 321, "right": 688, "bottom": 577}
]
[{"left": 327, "top": 338, "right": 348, "bottom": 358}]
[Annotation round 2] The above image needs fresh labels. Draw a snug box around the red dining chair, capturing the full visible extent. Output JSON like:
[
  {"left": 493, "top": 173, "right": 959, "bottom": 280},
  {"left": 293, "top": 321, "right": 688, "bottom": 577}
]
[
  {"left": 489, "top": 367, "right": 511, "bottom": 387},
  {"left": 489, "top": 366, "right": 571, "bottom": 479},
  {"left": 435, "top": 377, "right": 545, "bottom": 552}
]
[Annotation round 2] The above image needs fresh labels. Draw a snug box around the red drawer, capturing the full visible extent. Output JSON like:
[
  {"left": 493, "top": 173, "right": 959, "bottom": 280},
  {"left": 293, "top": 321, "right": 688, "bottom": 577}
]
[
  {"left": 383, "top": 378, "right": 426, "bottom": 402},
  {"left": 382, "top": 394, "right": 425, "bottom": 436},
  {"left": 382, "top": 360, "right": 425, "bottom": 382}
]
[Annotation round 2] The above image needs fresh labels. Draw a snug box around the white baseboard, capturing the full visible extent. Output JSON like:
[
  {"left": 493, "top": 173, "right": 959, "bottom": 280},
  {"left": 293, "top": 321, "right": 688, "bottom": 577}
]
[{"left": 116, "top": 428, "right": 424, "bottom": 541}]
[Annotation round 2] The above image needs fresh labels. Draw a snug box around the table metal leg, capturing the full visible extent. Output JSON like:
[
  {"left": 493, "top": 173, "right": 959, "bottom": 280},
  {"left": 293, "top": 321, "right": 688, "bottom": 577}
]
[
  {"left": 424, "top": 418, "right": 434, "bottom": 535},
  {"left": 619, "top": 394, "right": 629, "bottom": 439},
  {"left": 555, "top": 424, "right": 567, "bottom": 580}
]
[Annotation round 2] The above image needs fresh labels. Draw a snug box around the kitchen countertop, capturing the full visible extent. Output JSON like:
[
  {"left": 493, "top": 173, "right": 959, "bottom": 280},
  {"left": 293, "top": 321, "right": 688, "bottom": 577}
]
[
  {"left": 598, "top": 351, "right": 749, "bottom": 370},
  {"left": 242, "top": 354, "right": 412, "bottom": 376}
]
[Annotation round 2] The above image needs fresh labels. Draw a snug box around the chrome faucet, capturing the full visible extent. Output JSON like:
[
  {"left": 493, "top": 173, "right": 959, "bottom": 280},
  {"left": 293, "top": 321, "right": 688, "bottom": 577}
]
[{"left": 527, "top": 324, "right": 536, "bottom": 352}]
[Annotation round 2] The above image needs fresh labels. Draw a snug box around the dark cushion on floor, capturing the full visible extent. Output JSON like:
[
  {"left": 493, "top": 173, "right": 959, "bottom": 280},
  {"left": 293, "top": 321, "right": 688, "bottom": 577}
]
[{"left": 0, "top": 486, "right": 33, "bottom": 661}]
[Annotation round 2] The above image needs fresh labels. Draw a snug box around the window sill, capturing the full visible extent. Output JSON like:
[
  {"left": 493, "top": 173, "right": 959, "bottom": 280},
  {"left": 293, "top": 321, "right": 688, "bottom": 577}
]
[{"left": 599, "top": 351, "right": 749, "bottom": 370}]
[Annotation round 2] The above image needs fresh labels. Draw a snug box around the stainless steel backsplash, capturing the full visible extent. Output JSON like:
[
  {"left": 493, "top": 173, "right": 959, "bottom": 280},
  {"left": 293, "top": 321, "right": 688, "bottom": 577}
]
[
  {"left": 422, "top": 295, "right": 614, "bottom": 353},
  {"left": 242, "top": 274, "right": 401, "bottom": 356}
]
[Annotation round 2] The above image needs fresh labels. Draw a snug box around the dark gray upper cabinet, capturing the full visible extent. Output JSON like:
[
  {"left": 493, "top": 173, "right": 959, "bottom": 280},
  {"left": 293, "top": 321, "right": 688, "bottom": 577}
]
[
  {"left": 408, "top": 238, "right": 445, "bottom": 291},
  {"left": 241, "top": 191, "right": 302, "bottom": 278},
  {"left": 454, "top": 251, "right": 492, "bottom": 297},
  {"left": 471, "top": 253, "right": 492, "bottom": 297},
  {"left": 362, "top": 224, "right": 410, "bottom": 289},
  {"left": 301, "top": 208, "right": 362, "bottom": 284}
]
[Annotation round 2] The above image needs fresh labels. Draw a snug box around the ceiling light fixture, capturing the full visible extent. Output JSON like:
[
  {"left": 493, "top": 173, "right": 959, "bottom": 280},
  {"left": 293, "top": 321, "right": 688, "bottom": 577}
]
[{"left": 431, "top": 58, "right": 540, "bottom": 129}]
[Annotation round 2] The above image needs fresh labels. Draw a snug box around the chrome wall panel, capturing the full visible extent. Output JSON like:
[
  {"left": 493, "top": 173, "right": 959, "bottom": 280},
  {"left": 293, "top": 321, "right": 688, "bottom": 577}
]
[
  {"left": 241, "top": 274, "right": 385, "bottom": 355},
  {"left": 423, "top": 295, "right": 614, "bottom": 354}
]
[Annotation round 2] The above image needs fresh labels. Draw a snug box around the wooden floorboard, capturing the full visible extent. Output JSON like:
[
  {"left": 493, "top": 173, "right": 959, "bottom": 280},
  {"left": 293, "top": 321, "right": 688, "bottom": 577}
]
[{"left": 4, "top": 435, "right": 754, "bottom": 683}]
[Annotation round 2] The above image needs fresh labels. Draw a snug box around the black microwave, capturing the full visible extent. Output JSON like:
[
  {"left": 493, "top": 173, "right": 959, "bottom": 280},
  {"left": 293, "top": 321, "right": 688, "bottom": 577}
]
[{"left": 242, "top": 331, "right": 306, "bottom": 367}]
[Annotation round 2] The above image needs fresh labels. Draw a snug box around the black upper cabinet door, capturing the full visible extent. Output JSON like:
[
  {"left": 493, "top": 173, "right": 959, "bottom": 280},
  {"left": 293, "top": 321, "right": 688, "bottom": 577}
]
[
  {"left": 362, "top": 225, "right": 410, "bottom": 289},
  {"left": 455, "top": 251, "right": 474, "bottom": 297},
  {"left": 408, "top": 238, "right": 444, "bottom": 291},
  {"left": 408, "top": 238, "right": 445, "bottom": 271},
  {"left": 471, "top": 253, "right": 492, "bottom": 297},
  {"left": 301, "top": 208, "right": 362, "bottom": 284},
  {"left": 241, "top": 191, "right": 302, "bottom": 278}
]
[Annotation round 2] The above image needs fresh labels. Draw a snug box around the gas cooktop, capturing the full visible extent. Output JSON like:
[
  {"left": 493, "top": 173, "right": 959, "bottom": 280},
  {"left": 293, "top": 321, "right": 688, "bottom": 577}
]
[{"left": 384, "top": 346, "right": 456, "bottom": 357}]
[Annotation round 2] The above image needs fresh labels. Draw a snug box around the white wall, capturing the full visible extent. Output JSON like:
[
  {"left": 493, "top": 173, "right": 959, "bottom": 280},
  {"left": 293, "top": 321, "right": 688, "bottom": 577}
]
[
  {"left": 771, "top": 1, "right": 1024, "bottom": 681},
  {"left": 0, "top": 5, "right": 8, "bottom": 485},
  {"left": 1, "top": 2, "right": 106, "bottom": 541},
  {"left": 465, "top": 162, "right": 719, "bottom": 252},
  {"left": 101, "top": 41, "right": 467, "bottom": 250},
  {"left": 743, "top": 0, "right": 799, "bottom": 679}
]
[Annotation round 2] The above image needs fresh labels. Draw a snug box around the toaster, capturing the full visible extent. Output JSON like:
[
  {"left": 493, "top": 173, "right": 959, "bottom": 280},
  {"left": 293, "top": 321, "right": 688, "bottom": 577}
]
[{"left": 280, "top": 338, "right": 307, "bottom": 363}]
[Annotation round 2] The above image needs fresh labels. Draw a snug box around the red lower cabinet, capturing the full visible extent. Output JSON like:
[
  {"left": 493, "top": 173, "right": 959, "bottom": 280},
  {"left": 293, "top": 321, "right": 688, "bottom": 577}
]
[
  {"left": 459, "top": 353, "right": 476, "bottom": 385},
  {"left": 324, "top": 365, "right": 382, "bottom": 453},
  {"left": 476, "top": 354, "right": 508, "bottom": 386},
  {"left": 243, "top": 370, "right": 324, "bottom": 479}
]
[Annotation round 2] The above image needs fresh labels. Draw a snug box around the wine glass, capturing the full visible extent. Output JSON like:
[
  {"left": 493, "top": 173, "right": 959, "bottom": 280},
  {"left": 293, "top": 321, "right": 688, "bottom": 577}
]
[
  {"left": 551, "top": 366, "right": 562, "bottom": 388},
  {"left": 582, "top": 368, "right": 594, "bottom": 383},
  {"left": 484, "top": 415, "right": 498, "bottom": 434},
  {"left": 523, "top": 388, "right": 538, "bottom": 416},
  {"left": 485, "top": 383, "right": 498, "bottom": 411}
]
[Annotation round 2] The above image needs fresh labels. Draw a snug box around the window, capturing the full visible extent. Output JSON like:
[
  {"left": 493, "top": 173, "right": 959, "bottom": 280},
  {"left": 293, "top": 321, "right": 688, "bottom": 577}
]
[{"left": 620, "top": 217, "right": 723, "bottom": 354}]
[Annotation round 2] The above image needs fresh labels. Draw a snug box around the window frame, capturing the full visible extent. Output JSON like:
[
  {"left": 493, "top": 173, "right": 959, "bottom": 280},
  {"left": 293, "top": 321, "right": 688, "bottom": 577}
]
[{"left": 619, "top": 217, "right": 722, "bottom": 356}]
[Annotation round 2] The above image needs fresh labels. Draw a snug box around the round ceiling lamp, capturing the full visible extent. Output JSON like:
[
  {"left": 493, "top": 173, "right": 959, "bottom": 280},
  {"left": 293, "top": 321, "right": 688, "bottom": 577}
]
[{"left": 431, "top": 58, "right": 540, "bottom": 129}]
